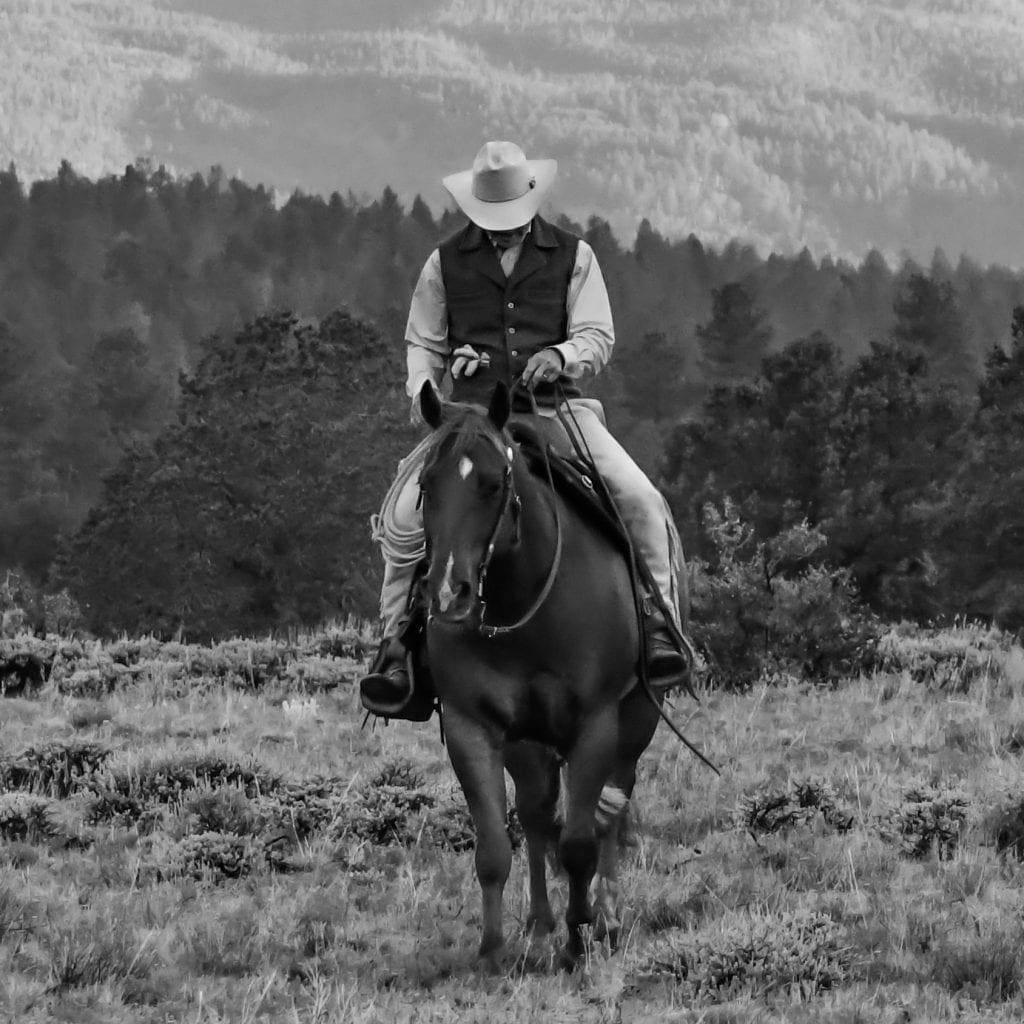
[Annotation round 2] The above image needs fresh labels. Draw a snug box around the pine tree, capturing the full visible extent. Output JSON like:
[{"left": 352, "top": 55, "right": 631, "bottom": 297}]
[
  {"left": 56, "top": 310, "right": 416, "bottom": 638},
  {"left": 823, "top": 341, "right": 970, "bottom": 618},
  {"left": 938, "top": 305, "right": 1024, "bottom": 625},
  {"left": 696, "top": 281, "right": 773, "bottom": 384},
  {"left": 891, "top": 272, "right": 974, "bottom": 383}
]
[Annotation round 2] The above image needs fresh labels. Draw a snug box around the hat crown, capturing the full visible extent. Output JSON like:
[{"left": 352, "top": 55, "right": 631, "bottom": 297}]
[{"left": 471, "top": 141, "right": 535, "bottom": 204}]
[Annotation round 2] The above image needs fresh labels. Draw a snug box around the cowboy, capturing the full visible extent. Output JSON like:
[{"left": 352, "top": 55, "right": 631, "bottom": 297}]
[{"left": 359, "top": 140, "right": 690, "bottom": 720}]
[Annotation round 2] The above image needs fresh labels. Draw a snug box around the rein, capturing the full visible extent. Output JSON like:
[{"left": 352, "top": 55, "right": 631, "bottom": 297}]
[
  {"left": 426, "top": 410, "right": 564, "bottom": 639},
  {"left": 552, "top": 388, "right": 719, "bottom": 777}
]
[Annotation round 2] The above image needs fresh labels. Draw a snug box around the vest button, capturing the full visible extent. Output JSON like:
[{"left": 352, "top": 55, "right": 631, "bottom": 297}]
[
  {"left": 507, "top": 302, "right": 515, "bottom": 309},
  {"left": 511, "top": 349, "right": 519, "bottom": 356},
  {"left": 508, "top": 326, "right": 516, "bottom": 334}
]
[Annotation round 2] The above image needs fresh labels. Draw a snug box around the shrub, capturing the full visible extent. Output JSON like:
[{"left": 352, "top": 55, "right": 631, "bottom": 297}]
[
  {"left": 0, "top": 793, "right": 60, "bottom": 842},
  {"left": 645, "top": 909, "right": 849, "bottom": 1002},
  {"left": 282, "top": 657, "right": 352, "bottom": 693},
  {"left": 0, "top": 641, "right": 47, "bottom": 696},
  {"left": 310, "top": 620, "right": 375, "bottom": 661},
  {"left": 86, "top": 756, "right": 277, "bottom": 835},
  {"left": 0, "top": 740, "right": 111, "bottom": 798},
  {"left": 737, "top": 777, "right": 854, "bottom": 836},
  {"left": 261, "top": 776, "right": 346, "bottom": 843},
  {"left": 166, "top": 831, "right": 264, "bottom": 881},
  {"left": 422, "top": 801, "right": 476, "bottom": 853},
  {"left": 370, "top": 758, "right": 425, "bottom": 790},
  {"left": 185, "top": 788, "right": 258, "bottom": 836},
  {"left": 42, "top": 912, "right": 157, "bottom": 991},
  {"left": 56, "top": 662, "right": 133, "bottom": 698},
  {"left": 690, "top": 501, "right": 878, "bottom": 688},
  {"left": 97, "top": 754, "right": 278, "bottom": 805},
  {"left": 872, "top": 623, "right": 1015, "bottom": 692},
  {"left": 878, "top": 784, "right": 968, "bottom": 859},
  {"left": 336, "top": 785, "right": 436, "bottom": 846},
  {"left": 84, "top": 791, "right": 160, "bottom": 832}
]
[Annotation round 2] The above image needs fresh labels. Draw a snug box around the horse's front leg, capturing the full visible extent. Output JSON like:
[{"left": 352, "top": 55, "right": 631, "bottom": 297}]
[
  {"left": 560, "top": 705, "right": 618, "bottom": 966},
  {"left": 444, "top": 708, "right": 511, "bottom": 961},
  {"left": 505, "top": 740, "right": 560, "bottom": 939},
  {"left": 593, "top": 687, "right": 661, "bottom": 948},
  {"left": 593, "top": 785, "right": 630, "bottom": 948}
]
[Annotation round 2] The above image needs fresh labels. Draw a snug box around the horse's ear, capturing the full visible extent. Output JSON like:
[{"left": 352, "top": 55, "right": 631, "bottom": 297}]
[
  {"left": 420, "top": 380, "right": 444, "bottom": 429},
  {"left": 487, "top": 381, "right": 511, "bottom": 431}
]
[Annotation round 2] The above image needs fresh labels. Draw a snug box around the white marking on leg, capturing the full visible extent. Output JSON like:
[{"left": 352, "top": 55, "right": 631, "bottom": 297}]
[
  {"left": 595, "top": 785, "right": 628, "bottom": 833},
  {"left": 436, "top": 552, "right": 457, "bottom": 612},
  {"left": 458, "top": 456, "right": 474, "bottom": 480}
]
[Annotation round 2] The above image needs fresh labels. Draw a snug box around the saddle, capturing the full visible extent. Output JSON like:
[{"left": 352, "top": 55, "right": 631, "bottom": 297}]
[{"left": 506, "top": 415, "right": 632, "bottom": 556}]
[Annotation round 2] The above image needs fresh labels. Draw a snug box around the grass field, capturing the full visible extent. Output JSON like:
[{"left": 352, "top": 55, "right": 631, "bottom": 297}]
[{"left": 1, "top": 625, "right": 1024, "bottom": 1022}]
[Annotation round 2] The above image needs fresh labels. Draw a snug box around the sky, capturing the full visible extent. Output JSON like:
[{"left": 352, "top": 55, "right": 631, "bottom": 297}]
[{"left": 2, "top": 0, "right": 1022, "bottom": 267}]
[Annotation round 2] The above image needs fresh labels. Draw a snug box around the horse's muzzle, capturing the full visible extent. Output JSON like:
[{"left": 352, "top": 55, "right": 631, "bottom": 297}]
[{"left": 428, "top": 582, "right": 481, "bottom": 628}]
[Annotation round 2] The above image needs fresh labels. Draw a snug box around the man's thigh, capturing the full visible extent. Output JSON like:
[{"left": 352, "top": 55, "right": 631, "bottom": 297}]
[{"left": 559, "top": 400, "right": 654, "bottom": 497}]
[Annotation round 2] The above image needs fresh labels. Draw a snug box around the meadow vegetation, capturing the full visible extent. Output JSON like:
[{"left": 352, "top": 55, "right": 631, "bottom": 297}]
[{"left": 2, "top": 621, "right": 1024, "bottom": 1022}]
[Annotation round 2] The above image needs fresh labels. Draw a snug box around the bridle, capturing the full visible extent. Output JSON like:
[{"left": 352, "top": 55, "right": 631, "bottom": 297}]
[{"left": 424, "top": 428, "right": 563, "bottom": 638}]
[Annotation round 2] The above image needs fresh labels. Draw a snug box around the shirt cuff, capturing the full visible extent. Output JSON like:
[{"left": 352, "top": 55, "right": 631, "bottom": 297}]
[
  {"left": 552, "top": 340, "right": 585, "bottom": 380},
  {"left": 407, "top": 371, "right": 440, "bottom": 400}
]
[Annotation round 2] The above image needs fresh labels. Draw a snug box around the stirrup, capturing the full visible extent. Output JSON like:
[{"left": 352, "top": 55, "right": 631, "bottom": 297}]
[
  {"left": 643, "top": 607, "right": 695, "bottom": 692},
  {"left": 358, "top": 638, "right": 435, "bottom": 722}
]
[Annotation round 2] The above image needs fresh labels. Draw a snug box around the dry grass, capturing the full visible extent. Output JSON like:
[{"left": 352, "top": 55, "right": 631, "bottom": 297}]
[{"left": 1, "top": 624, "right": 1023, "bottom": 1022}]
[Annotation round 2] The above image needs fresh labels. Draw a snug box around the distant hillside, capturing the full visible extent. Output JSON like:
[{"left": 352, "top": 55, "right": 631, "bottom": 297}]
[{"left": 1, "top": 0, "right": 1022, "bottom": 265}]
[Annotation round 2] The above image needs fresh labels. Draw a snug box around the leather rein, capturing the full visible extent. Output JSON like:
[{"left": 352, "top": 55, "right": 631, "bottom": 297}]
[{"left": 425, "top": 426, "right": 563, "bottom": 639}]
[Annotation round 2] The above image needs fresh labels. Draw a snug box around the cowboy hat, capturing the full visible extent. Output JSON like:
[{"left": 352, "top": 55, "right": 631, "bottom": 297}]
[{"left": 442, "top": 141, "right": 558, "bottom": 231}]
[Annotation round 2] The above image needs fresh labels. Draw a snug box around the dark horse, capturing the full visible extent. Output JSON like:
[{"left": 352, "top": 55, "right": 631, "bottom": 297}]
[{"left": 417, "top": 381, "right": 670, "bottom": 965}]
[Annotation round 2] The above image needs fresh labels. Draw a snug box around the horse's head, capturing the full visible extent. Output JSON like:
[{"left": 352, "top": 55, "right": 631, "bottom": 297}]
[{"left": 418, "top": 381, "right": 518, "bottom": 626}]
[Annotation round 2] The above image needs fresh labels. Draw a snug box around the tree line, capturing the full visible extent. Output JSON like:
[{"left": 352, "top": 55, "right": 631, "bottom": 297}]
[{"left": 1, "top": 159, "right": 1023, "bottom": 637}]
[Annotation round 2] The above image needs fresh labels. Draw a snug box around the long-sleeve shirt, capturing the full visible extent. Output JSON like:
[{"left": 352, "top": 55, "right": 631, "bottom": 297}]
[{"left": 405, "top": 233, "right": 615, "bottom": 399}]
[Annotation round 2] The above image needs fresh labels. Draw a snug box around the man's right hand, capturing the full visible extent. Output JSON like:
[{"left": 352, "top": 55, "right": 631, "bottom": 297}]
[{"left": 451, "top": 345, "right": 490, "bottom": 379}]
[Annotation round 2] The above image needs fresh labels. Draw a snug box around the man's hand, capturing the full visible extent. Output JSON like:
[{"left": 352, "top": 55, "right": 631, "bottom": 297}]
[
  {"left": 451, "top": 345, "right": 490, "bottom": 379},
  {"left": 521, "top": 348, "right": 564, "bottom": 391}
]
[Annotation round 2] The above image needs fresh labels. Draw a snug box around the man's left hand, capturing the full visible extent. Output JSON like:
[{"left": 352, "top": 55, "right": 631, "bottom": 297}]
[{"left": 521, "top": 348, "right": 564, "bottom": 391}]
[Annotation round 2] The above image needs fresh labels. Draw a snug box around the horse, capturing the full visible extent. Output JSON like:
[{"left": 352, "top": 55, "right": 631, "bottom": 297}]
[{"left": 416, "top": 380, "right": 672, "bottom": 966}]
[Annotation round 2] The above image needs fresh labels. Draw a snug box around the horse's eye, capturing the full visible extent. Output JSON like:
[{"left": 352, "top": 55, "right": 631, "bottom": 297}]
[{"left": 478, "top": 480, "right": 502, "bottom": 500}]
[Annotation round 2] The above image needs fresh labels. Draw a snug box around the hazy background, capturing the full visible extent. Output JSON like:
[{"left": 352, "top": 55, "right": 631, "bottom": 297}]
[{"left": 3, "top": 0, "right": 1022, "bottom": 266}]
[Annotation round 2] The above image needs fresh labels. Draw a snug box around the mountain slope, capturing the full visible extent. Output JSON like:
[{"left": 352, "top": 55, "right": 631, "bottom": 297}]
[{"left": 1, "top": 0, "right": 1021, "bottom": 265}]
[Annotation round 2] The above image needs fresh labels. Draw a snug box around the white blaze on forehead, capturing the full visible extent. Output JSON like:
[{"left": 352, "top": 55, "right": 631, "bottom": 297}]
[
  {"left": 436, "top": 552, "right": 457, "bottom": 612},
  {"left": 458, "top": 456, "right": 474, "bottom": 480}
]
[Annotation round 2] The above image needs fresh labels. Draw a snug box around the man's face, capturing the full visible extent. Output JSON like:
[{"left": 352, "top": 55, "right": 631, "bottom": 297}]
[{"left": 486, "top": 224, "right": 530, "bottom": 250}]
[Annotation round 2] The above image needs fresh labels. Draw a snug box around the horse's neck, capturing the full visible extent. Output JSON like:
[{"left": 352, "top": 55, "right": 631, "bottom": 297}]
[{"left": 486, "top": 459, "right": 558, "bottom": 595}]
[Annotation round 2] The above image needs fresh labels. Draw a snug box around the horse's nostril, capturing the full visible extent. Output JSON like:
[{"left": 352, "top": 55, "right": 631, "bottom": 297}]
[{"left": 432, "top": 574, "right": 477, "bottom": 621}]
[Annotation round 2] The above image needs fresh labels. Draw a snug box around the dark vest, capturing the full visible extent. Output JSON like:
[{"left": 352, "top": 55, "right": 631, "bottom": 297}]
[{"left": 438, "top": 216, "right": 580, "bottom": 408}]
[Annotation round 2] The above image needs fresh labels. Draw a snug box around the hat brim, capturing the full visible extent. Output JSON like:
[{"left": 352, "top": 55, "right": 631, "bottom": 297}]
[{"left": 442, "top": 159, "right": 558, "bottom": 231}]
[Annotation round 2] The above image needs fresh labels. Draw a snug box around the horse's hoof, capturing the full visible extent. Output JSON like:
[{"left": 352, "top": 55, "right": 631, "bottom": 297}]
[
  {"left": 558, "top": 930, "right": 588, "bottom": 971},
  {"left": 558, "top": 944, "right": 584, "bottom": 972},
  {"left": 478, "top": 932, "right": 505, "bottom": 965},
  {"left": 593, "top": 918, "right": 620, "bottom": 950}
]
